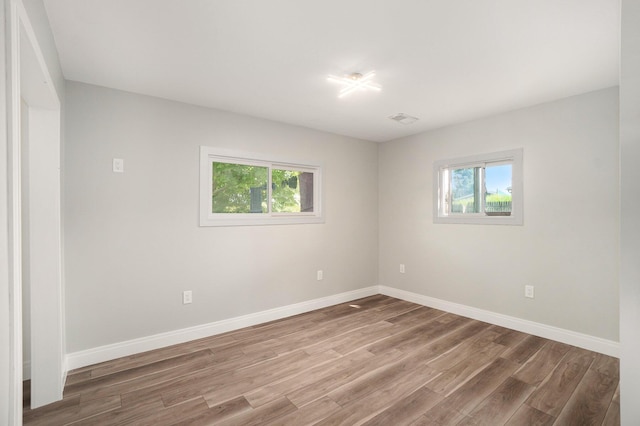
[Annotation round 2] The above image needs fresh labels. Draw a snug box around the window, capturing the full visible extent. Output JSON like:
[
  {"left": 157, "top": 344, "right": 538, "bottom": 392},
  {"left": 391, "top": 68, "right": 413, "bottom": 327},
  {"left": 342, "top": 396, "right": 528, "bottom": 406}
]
[
  {"left": 200, "top": 147, "right": 323, "bottom": 226},
  {"left": 434, "top": 149, "right": 523, "bottom": 225}
]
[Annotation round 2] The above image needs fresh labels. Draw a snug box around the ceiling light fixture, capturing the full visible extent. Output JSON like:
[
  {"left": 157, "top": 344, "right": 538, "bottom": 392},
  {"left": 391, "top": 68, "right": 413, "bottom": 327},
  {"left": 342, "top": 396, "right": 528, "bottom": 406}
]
[
  {"left": 388, "top": 113, "right": 419, "bottom": 125},
  {"left": 327, "top": 71, "right": 381, "bottom": 98}
]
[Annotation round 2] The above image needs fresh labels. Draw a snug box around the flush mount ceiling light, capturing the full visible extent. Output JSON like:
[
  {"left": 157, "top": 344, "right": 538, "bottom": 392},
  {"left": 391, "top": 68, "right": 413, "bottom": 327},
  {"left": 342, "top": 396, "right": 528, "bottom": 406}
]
[
  {"left": 389, "top": 113, "right": 419, "bottom": 125},
  {"left": 327, "top": 71, "right": 381, "bottom": 98}
]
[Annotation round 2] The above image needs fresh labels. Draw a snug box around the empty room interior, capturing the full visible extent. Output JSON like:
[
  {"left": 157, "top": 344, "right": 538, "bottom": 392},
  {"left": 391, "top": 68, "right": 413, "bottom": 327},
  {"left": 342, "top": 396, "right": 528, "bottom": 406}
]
[{"left": 2, "top": 0, "right": 640, "bottom": 425}]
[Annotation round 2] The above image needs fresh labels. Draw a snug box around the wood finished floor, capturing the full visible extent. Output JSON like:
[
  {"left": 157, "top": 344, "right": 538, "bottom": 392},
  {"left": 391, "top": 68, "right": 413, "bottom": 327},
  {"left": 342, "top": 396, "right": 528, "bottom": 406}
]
[{"left": 23, "top": 295, "right": 620, "bottom": 425}]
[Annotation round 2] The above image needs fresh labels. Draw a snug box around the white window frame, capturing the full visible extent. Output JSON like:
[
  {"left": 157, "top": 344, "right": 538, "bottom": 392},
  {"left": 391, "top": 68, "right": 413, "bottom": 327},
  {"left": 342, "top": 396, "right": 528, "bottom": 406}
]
[
  {"left": 200, "top": 146, "right": 323, "bottom": 226},
  {"left": 433, "top": 148, "right": 523, "bottom": 225}
]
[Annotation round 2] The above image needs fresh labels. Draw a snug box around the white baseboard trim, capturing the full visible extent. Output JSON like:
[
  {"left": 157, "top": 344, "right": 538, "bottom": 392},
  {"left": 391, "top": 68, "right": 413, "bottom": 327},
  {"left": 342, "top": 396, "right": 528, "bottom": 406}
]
[
  {"left": 379, "top": 285, "right": 619, "bottom": 358},
  {"left": 65, "top": 284, "right": 618, "bottom": 371},
  {"left": 65, "top": 286, "right": 379, "bottom": 371}
]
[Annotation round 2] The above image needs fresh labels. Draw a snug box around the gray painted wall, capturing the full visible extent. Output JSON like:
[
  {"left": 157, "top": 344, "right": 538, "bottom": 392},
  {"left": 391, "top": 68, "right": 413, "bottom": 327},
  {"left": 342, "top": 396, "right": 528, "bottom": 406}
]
[
  {"left": 63, "top": 81, "right": 379, "bottom": 353},
  {"left": 379, "top": 88, "right": 619, "bottom": 342},
  {"left": 620, "top": 0, "right": 640, "bottom": 423}
]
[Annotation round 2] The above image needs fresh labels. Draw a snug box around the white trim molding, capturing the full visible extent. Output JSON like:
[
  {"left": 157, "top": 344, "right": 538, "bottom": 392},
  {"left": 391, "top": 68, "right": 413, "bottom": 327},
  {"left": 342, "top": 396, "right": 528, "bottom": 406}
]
[
  {"left": 66, "top": 284, "right": 618, "bottom": 372},
  {"left": 379, "top": 285, "right": 619, "bottom": 358},
  {"left": 66, "top": 286, "right": 378, "bottom": 370}
]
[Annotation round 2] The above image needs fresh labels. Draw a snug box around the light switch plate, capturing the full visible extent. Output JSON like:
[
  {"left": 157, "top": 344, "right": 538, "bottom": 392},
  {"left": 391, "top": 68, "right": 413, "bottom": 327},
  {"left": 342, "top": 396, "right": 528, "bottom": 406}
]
[
  {"left": 525, "top": 285, "right": 535, "bottom": 299},
  {"left": 113, "top": 158, "right": 124, "bottom": 173}
]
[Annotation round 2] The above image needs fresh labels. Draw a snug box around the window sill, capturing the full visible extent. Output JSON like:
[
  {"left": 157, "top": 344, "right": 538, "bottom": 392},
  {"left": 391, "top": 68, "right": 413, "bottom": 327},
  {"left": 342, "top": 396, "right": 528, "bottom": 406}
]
[
  {"left": 200, "top": 215, "right": 325, "bottom": 227},
  {"left": 433, "top": 214, "right": 523, "bottom": 225}
]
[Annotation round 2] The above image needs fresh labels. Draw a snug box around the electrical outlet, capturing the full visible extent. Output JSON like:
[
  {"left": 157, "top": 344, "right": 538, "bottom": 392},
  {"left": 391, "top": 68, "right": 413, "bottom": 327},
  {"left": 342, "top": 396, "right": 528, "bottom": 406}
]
[
  {"left": 399, "top": 264, "right": 406, "bottom": 274},
  {"left": 317, "top": 270, "right": 323, "bottom": 281},
  {"left": 524, "top": 285, "right": 534, "bottom": 299},
  {"left": 183, "top": 290, "right": 193, "bottom": 304}
]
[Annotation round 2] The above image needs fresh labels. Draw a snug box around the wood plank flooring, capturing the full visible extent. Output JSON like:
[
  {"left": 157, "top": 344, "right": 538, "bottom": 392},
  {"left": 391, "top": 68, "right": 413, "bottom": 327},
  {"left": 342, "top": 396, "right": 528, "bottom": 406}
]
[{"left": 23, "top": 295, "right": 620, "bottom": 425}]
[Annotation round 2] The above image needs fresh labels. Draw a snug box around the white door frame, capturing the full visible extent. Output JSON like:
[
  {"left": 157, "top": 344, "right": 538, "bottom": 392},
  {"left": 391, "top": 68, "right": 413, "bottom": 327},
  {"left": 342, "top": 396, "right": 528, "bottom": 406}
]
[{"left": 6, "top": 0, "right": 63, "bottom": 421}]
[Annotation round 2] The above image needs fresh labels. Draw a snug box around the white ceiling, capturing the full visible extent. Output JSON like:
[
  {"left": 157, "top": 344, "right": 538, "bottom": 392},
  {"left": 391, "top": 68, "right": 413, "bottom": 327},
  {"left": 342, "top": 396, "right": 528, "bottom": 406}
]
[{"left": 42, "top": 0, "right": 619, "bottom": 142}]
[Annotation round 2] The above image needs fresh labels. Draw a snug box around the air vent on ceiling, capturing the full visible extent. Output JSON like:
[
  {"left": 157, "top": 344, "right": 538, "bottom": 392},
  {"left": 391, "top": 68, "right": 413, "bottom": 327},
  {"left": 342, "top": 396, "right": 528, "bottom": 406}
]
[{"left": 388, "top": 113, "right": 419, "bottom": 125}]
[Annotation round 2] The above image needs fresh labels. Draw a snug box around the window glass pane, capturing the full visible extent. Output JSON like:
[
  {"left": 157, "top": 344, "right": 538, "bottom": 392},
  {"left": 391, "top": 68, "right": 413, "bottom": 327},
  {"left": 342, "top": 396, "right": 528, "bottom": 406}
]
[
  {"left": 484, "top": 164, "right": 512, "bottom": 216},
  {"left": 211, "top": 162, "right": 268, "bottom": 213},
  {"left": 451, "top": 167, "right": 480, "bottom": 214},
  {"left": 272, "top": 169, "right": 314, "bottom": 213}
]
